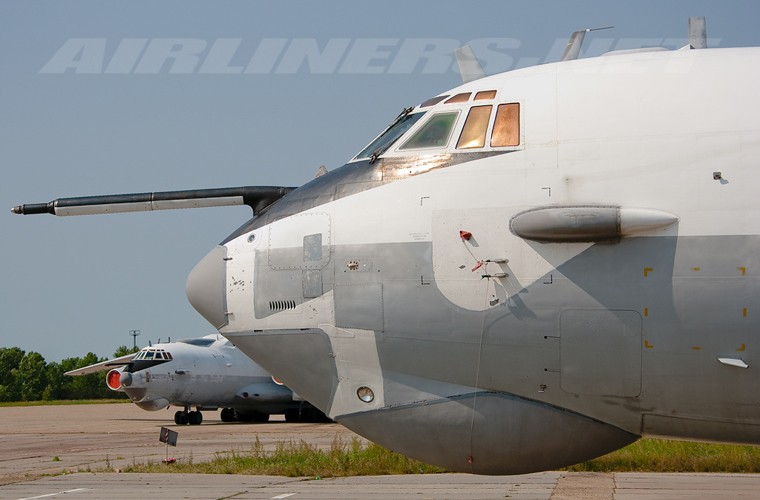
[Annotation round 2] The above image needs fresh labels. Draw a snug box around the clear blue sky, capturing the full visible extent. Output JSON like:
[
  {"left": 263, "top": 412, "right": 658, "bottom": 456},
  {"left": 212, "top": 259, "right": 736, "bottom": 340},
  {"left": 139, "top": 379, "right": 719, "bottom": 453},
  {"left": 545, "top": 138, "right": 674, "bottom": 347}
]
[{"left": 2, "top": 0, "right": 759, "bottom": 361}]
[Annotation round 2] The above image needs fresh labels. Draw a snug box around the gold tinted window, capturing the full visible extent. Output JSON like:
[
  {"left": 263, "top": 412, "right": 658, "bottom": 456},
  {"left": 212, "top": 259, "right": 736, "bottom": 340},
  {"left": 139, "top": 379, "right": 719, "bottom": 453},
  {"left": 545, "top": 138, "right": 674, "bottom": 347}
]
[
  {"left": 445, "top": 92, "right": 471, "bottom": 104},
  {"left": 474, "top": 90, "right": 497, "bottom": 100},
  {"left": 491, "top": 103, "right": 520, "bottom": 147},
  {"left": 457, "top": 105, "right": 492, "bottom": 149}
]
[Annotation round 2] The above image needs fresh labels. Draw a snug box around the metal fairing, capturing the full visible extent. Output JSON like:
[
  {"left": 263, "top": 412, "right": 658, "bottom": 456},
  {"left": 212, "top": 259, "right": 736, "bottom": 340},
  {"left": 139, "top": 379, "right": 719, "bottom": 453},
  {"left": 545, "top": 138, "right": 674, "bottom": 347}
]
[{"left": 216, "top": 48, "right": 760, "bottom": 474}]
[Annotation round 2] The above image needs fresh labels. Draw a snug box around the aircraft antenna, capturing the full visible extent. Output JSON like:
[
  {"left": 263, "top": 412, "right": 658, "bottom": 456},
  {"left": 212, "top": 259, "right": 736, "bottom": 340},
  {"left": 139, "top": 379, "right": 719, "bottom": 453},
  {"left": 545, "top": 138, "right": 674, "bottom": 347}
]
[
  {"left": 455, "top": 45, "right": 487, "bottom": 83},
  {"left": 688, "top": 17, "right": 707, "bottom": 49},
  {"left": 561, "top": 26, "right": 614, "bottom": 61},
  {"left": 129, "top": 329, "right": 141, "bottom": 349}
]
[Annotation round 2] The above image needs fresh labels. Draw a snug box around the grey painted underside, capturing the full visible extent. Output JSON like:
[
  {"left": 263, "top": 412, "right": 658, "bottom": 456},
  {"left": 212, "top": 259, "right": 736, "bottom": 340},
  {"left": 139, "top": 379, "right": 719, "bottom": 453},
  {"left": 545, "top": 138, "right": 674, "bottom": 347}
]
[
  {"left": 340, "top": 391, "right": 637, "bottom": 475},
  {"left": 250, "top": 233, "right": 760, "bottom": 444}
]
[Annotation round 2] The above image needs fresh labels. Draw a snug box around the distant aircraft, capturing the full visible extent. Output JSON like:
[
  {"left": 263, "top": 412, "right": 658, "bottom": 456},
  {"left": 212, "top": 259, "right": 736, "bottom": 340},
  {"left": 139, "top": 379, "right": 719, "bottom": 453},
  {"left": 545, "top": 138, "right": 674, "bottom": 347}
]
[
  {"left": 66, "top": 334, "right": 329, "bottom": 425},
  {"left": 15, "top": 19, "right": 760, "bottom": 473}
]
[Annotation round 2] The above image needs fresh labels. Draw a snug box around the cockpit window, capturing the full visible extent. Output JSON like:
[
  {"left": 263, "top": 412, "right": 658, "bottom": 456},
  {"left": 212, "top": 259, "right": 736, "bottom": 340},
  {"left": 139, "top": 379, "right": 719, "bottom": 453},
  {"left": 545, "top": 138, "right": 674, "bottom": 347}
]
[
  {"left": 135, "top": 348, "right": 172, "bottom": 360},
  {"left": 445, "top": 92, "right": 471, "bottom": 104},
  {"left": 355, "top": 110, "right": 425, "bottom": 160},
  {"left": 457, "top": 105, "right": 492, "bottom": 149},
  {"left": 474, "top": 90, "right": 497, "bottom": 100},
  {"left": 491, "top": 103, "right": 520, "bottom": 147},
  {"left": 398, "top": 112, "right": 458, "bottom": 150},
  {"left": 419, "top": 95, "right": 448, "bottom": 107}
]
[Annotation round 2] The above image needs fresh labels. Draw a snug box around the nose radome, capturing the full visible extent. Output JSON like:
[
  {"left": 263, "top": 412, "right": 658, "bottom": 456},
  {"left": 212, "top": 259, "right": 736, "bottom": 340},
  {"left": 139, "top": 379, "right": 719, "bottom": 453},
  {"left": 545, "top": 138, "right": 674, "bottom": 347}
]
[{"left": 186, "top": 245, "right": 228, "bottom": 329}]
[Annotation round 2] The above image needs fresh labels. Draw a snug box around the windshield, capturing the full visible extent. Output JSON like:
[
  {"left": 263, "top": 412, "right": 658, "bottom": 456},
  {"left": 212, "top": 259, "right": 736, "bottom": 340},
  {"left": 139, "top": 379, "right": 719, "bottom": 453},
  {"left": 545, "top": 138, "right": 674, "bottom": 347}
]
[
  {"left": 354, "top": 110, "right": 425, "bottom": 160},
  {"left": 399, "top": 112, "right": 458, "bottom": 150}
]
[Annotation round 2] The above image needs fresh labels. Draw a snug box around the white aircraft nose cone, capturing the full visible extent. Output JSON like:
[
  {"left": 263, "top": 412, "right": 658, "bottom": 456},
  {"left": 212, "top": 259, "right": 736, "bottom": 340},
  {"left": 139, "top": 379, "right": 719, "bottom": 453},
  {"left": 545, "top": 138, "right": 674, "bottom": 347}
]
[{"left": 186, "top": 245, "right": 228, "bottom": 329}]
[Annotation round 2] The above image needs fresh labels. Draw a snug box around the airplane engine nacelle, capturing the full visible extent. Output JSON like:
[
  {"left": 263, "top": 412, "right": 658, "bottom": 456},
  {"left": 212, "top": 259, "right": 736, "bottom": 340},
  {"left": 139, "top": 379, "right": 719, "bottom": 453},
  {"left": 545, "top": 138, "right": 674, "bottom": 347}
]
[{"left": 106, "top": 369, "right": 125, "bottom": 391}]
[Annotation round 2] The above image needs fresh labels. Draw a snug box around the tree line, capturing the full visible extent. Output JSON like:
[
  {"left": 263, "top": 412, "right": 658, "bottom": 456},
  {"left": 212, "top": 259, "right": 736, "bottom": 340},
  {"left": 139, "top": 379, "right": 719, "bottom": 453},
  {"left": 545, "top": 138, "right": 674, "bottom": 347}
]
[{"left": 0, "top": 345, "right": 138, "bottom": 402}]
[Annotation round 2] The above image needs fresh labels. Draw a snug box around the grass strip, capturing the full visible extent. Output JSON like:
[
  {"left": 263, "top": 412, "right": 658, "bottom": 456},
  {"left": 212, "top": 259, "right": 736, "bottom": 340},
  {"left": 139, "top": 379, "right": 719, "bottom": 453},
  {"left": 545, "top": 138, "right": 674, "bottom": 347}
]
[
  {"left": 125, "top": 436, "right": 444, "bottom": 477},
  {"left": 566, "top": 438, "right": 760, "bottom": 473},
  {"left": 122, "top": 436, "right": 760, "bottom": 476}
]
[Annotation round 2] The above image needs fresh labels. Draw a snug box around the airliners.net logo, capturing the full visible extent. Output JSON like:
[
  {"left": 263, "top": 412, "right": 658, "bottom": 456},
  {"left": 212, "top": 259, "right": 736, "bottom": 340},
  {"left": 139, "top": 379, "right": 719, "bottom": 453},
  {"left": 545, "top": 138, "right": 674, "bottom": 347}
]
[{"left": 39, "top": 37, "right": 720, "bottom": 75}]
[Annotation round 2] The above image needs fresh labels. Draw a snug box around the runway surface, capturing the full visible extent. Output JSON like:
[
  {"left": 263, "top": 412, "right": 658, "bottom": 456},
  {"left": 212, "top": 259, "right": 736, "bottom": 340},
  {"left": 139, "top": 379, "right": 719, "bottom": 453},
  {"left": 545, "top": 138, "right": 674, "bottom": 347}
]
[{"left": 2, "top": 403, "right": 760, "bottom": 499}]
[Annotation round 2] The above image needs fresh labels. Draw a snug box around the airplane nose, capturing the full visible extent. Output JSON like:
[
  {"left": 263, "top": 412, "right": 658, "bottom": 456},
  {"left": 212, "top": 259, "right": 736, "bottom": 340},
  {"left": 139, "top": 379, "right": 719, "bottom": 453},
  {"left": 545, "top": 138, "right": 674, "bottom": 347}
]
[{"left": 186, "top": 245, "right": 228, "bottom": 329}]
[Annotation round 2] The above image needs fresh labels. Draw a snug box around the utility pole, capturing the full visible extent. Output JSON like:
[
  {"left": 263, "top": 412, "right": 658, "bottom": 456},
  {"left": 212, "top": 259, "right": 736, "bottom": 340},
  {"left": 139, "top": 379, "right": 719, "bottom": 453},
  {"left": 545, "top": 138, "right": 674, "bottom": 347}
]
[{"left": 129, "top": 329, "right": 141, "bottom": 350}]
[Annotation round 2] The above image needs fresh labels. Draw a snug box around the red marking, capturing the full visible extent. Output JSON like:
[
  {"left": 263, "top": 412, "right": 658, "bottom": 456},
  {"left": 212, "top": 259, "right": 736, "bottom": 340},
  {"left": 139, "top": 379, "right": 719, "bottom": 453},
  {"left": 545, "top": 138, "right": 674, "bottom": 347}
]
[
  {"left": 467, "top": 456, "right": 474, "bottom": 464},
  {"left": 106, "top": 369, "right": 122, "bottom": 390},
  {"left": 459, "top": 230, "right": 472, "bottom": 240},
  {"left": 471, "top": 261, "right": 483, "bottom": 272}
]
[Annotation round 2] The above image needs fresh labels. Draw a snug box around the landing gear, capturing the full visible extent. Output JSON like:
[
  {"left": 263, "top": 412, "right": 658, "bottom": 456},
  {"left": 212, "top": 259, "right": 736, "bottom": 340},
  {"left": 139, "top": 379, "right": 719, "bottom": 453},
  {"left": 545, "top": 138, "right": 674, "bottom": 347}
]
[
  {"left": 220, "top": 407, "right": 236, "bottom": 422},
  {"left": 234, "top": 410, "right": 270, "bottom": 423},
  {"left": 174, "top": 410, "right": 188, "bottom": 425},
  {"left": 173, "top": 408, "right": 203, "bottom": 425},
  {"left": 284, "top": 408, "right": 300, "bottom": 423},
  {"left": 251, "top": 411, "right": 270, "bottom": 423},
  {"left": 284, "top": 406, "right": 331, "bottom": 423},
  {"left": 301, "top": 407, "right": 330, "bottom": 423},
  {"left": 189, "top": 410, "right": 203, "bottom": 425}
]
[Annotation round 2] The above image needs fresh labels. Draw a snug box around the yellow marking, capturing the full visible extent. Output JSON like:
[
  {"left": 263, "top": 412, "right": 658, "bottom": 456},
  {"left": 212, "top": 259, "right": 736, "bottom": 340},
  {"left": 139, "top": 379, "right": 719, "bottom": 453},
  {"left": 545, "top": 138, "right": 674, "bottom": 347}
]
[
  {"left": 743, "top": 308, "right": 748, "bottom": 317},
  {"left": 691, "top": 267, "right": 701, "bottom": 272},
  {"left": 644, "top": 308, "right": 649, "bottom": 317},
  {"left": 644, "top": 340, "right": 654, "bottom": 349},
  {"left": 644, "top": 267, "right": 653, "bottom": 277},
  {"left": 737, "top": 343, "right": 747, "bottom": 352},
  {"left": 738, "top": 267, "right": 747, "bottom": 276},
  {"left": 692, "top": 346, "right": 702, "bottom": 351}
]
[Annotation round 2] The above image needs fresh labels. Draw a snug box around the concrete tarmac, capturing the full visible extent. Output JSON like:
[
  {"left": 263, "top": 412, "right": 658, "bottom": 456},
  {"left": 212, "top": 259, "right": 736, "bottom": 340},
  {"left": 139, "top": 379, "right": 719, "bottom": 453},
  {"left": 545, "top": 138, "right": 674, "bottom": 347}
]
[{"left": 2, "top": 403, "right": 760, "bottom": 499}]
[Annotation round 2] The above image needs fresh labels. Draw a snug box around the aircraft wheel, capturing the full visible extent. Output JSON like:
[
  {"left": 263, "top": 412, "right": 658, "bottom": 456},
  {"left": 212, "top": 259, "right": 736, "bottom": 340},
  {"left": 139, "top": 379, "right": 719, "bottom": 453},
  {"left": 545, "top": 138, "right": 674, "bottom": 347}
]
[
  {"left": 252, "top": 412, "right": 270, "bottom": 423},
  {"left": 174, "top": 410, "right": 189, "bottom": 425},
  {"left": 189, "top": 411, "right": 203, "bottom": 425},
  {"left": 284, "top": 409, "right": 300, "bottom": 423},
  {"left": 236, "top": 411, "right": 268, "bottom": 423},
  {"left": 220, "top": 407, "right": 235, "bottom": 422},
  {"left": 234, "top": 410, "right": 253, "bottom": 422}
]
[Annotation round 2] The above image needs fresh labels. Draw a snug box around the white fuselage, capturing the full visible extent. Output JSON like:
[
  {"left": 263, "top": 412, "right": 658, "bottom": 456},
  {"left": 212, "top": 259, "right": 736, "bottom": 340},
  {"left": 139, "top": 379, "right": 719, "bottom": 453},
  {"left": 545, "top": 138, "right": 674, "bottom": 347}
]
[{"left": 194, "top": 46, "right": 760, "bottom": 473}]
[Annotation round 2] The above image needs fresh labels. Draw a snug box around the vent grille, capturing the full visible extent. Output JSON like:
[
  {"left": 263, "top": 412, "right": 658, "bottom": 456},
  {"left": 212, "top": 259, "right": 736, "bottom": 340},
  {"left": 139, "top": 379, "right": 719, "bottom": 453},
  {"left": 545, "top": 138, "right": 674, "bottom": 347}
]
[{"left": 269, "top": 299, "right": 297, "bottom": 312}]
